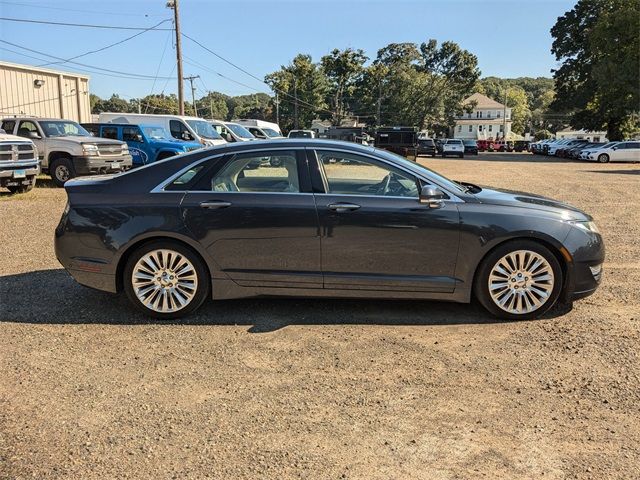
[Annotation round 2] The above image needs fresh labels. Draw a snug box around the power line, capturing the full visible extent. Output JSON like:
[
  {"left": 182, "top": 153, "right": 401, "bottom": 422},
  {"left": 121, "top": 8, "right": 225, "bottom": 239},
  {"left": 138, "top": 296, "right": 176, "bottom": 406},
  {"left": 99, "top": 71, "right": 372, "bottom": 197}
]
[
  {"left": 0, "top": 16, "right": 173, "bottom": 30},
  {"left": 145, "top": 27, "right": 174, "bottom": 112},
  {"left": 0, "top": 1, "right": 165, "bottom": 17},
  {"left": 37, "top": 19, "right": 172, "bottom": 68},
  {"left": 0, "top": 39, "right": 177, "bottom": 80}
]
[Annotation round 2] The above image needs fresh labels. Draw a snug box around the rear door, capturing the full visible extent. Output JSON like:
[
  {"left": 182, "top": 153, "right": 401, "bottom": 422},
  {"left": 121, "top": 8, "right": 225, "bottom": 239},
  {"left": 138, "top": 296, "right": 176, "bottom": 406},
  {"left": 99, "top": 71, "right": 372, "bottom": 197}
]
[{"left": 179, "top": 148, "right": 322, "bottom": 288}]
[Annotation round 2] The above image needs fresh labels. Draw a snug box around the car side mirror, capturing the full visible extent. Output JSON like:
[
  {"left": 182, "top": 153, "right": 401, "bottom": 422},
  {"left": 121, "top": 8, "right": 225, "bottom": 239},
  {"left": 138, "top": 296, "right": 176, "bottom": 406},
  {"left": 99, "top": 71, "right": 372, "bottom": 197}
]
[
  {"left": 135, "top": 134, "right": 143, "bottom": 142},
  {"left": 181, "top": 132, "right": 192, "bottom": 141},
  {"left": 419, "top": 185, "right": 445, "bottom": 208},
  {"left": 28, "top": 131, "right": 41, "bottom": 139}
]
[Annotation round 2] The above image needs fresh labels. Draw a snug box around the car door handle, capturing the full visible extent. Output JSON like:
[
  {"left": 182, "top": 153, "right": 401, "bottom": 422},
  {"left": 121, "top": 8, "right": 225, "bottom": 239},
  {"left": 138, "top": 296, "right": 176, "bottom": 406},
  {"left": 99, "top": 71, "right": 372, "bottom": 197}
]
[
  {"left": 328, "top": 202, "right": 361, "bottom": 212},
  {"left": 199, "top": 201, "right": 232, "bottom": 209}
]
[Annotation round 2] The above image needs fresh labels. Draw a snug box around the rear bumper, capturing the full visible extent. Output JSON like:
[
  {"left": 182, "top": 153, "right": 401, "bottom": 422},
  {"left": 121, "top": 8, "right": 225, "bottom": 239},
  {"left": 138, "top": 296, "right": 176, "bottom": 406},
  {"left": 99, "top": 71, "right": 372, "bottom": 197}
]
[{"left": 73, "top": 155, "right": 133, "bottom": 175}]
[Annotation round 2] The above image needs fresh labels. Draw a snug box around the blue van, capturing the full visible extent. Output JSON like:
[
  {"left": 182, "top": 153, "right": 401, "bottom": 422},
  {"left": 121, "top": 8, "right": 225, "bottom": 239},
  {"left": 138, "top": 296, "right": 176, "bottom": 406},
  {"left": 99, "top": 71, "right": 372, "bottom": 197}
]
[{"left": 82, "top": 123, "right": 203, "bottom": 166}]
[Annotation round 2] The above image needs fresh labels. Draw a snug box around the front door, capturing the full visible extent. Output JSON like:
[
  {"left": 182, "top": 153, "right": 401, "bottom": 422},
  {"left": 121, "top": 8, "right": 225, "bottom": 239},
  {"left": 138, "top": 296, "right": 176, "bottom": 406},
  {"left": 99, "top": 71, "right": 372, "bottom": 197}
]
[
  {"left": 311, "top": 149, "right": 461, "bottom": 292},
  {"left": 180, "top": 148, "right": 322, "bottom": 288},
  {"left": 16, "top": 120, "right": 45, "bottom": 161}
]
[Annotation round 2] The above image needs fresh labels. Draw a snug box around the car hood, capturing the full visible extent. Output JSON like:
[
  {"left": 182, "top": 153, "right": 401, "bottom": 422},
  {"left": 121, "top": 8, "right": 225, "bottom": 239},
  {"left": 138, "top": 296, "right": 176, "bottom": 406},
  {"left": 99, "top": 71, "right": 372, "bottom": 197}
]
[
  {"left": 52, "top": 136, "right": 123, "bottom": 145},
  {"left": 472, "top": 187, "right": 590, "bottom": 220}
]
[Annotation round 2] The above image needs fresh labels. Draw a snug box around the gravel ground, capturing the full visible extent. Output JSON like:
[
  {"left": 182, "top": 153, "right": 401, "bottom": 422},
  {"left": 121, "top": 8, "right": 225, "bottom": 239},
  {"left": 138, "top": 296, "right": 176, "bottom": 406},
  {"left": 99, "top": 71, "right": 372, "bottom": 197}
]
[{"left": 1, "top": 153, "right": 638, "bottom": 479}]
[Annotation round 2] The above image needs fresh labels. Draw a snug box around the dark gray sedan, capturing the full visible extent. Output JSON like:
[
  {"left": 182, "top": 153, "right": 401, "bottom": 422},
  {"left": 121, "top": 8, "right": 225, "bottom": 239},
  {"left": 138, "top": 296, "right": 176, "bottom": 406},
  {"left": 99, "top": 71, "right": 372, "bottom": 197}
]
[{"left": 55, "top": 139, "right": 604, "bottom": 320}]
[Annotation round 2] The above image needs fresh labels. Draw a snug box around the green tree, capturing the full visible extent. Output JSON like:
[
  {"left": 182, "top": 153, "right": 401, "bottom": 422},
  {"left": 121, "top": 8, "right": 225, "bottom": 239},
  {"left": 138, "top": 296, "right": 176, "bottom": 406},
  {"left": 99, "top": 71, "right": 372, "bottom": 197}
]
[
  {"left": 228, "top": 93, "right": 273, "bottom": 121},
  {"left": 196, "top": 91, "right": 229, "bottom": 120},
  {"left": 265, "top": 54, "right": 329, "bottom": 131},
  {"left": 91, "top": 94, "right": 132, "bottom": 114},
  {"left": 551, "top": 0, "right": 640, "bottom": 140},
  {"left": 137, "top": 94, "right": 181, "bottom": 114},
  {"left": 321, "top": 48, "right": 368, "bottom": 125}
]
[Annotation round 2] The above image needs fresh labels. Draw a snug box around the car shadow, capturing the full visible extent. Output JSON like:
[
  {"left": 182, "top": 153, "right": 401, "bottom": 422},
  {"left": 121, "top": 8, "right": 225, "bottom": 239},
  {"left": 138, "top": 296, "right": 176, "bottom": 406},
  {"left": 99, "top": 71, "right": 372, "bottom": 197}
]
[
  {"left": 0, "top": 269, "right": 570, "bottom": 332},
  {"left": 582, "top": 169, "right": 640, "bottom": 175},
  {"left": 429, "top": 153, "right": 580, "bottom": 163}
]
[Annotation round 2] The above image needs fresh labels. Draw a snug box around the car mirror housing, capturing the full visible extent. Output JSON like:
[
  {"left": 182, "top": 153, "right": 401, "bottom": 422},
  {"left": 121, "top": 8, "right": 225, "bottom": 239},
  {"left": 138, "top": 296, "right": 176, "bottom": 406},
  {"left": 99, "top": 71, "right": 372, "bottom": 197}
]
[{"left": 419, "top": 185, "right": 445, "bottom": 208}]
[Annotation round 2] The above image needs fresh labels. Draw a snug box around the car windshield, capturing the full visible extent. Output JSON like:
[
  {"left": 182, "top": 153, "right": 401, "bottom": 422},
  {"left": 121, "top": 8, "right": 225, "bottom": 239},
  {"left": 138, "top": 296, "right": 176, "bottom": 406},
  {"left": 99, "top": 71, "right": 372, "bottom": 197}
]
[
  {"left": 142, "top": 126, "right": 172, "bottom": 140},
  {"left": 226, "top": 123, "right": 254, "bottom": 139},
  {"left": 463, "top": 140, "right": 477, "bottom": 146},
  {"left": 186, "top": 119, "right": 222, "bottom": 140},
  {"left": 374, "top": 148, "right": 467, "bottom": 194},
  {"left": 289, "top": 131, "right": 313, "bottom": 138},
  {"left": 262, "top": 128, "right": 280, "bottom": 138},
  {"left": 599, "top": 142, "right": 617, "bottom": 149},
  {"left": 41, "top": 121, "right": 90, "bottom": 137}
]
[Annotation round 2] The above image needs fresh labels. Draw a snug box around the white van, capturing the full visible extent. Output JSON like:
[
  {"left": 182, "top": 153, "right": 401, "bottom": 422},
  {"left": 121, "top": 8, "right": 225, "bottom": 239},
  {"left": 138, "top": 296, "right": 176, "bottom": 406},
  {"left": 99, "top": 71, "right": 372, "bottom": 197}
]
[
  {"left": 210, "top": 120, "right": 256, "bottom": 142},
  {"left": 233, "top": 119, "right": 283, "bottom": 138},
  {"left": 98, "top": 113, "right": 226, "bottom": 146}
]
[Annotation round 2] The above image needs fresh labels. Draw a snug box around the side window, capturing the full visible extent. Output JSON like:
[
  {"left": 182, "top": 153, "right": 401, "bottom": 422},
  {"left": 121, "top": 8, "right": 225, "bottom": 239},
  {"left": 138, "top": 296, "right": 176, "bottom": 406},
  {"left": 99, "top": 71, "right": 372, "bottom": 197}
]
[
  {"left": 629, "top": 142, "right": 640, "bottom": 149},
  {"left": 166, "top": 164, "right": 207, "bottom": 190},
  {"left": 123, "top": 126, "right": 142, "bottom": 142},
  {"left": 209, "top": 151, "right": 299, "bottom": 193},
  {"left": 2, "top": 120, "right": 16, "bottom": 133},
  {"left": 317, "top": 150, "right": 418, "bottom": 198},
  {"left": 17, "top": 120, "right": 39, "bottom": 137},
  {"left": 170, "top": 120, "right": 190, "bottom": 140},
  {"left": 102, "top": 126, "right": 118, "bottom": 139}
]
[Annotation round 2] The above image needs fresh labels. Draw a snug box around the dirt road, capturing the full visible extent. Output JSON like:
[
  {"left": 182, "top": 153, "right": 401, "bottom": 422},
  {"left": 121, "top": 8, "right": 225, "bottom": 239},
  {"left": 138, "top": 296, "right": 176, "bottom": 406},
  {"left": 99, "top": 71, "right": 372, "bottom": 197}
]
[{"left": 1, "top": 153, "right": 638, "bottom": 479}]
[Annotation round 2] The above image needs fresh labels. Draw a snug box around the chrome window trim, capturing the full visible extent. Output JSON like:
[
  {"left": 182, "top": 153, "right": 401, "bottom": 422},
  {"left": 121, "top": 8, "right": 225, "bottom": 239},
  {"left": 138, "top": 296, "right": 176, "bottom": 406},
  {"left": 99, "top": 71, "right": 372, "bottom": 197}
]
[
  {"left": 150, "top": 147, "right": 305, "bottom": 194},
  {"left": 310, "top": 147, "right": 465, "bottom": 203}
]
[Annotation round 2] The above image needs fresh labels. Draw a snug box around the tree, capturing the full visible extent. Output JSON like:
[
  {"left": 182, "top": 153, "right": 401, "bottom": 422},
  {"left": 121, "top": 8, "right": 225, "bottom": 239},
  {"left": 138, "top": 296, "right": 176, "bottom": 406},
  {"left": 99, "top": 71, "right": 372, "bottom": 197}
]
[
  {"left": 228, "top": 93, "right": 273, "bottom": 121},
  {"left": 551, "top": 0, "right": 640, "bottom": 140},
  {"left": 320, "top": 48, "right": 368, "bottom": 125},
  {"left": 91, "top": 94, "right": 131, "bottom": 114},
  {"left": 138, "top": 94, "right": 180, "bottom": 114},
  {"left": 265, "top": 54, "right": 329, "bottom": 131},
  {"left": 196, "top": 91, "right": 229, "bottom": 120}
]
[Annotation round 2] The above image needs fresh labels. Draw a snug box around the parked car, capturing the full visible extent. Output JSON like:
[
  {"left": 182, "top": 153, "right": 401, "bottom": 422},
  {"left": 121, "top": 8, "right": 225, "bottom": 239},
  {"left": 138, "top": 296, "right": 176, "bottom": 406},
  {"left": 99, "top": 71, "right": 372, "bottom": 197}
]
[
  {"left": 417, "top": 137, "right": 437, "bottom": 157},
  {"left": 210, "top": 120, "right": 256, "bottom": 143},
  {"left": 566, "top": 142, "right": 600, "bottom": 160},
  {"left": 442, "top": 139, "right": 464, "bottom": 158},
  {"left": 586, "top": 141, "right": 640, "bottom": 163},
  {"left": 242, "top": 125, "right": 284, "bottom": 139},
  {"left": 579, "top": 142, "right": 616, "bottom": 160},
  {"left": 1, "top": 117, "right": 132, "bottom": 186},
  {"left": 477, "top": 140, "right": 490, "bottom": 152},
  {"left": 55, "top": 139, "right": 605, "bottom": 321},
  {"left": 513, "top": 141, "right": 530, "bottom": 152},
  {"left": 0, "top": 132, "right": 39, "bottom": 193},
  {"left": 98, "top": 113, "right": 226, "bottom": 147},
  {"left": 462, "top": 140, "right": 479, "bottom": 155},
  {"left": 375, "top": 127, "right": 418, "bottom": 159},
  {"left": 83, "top": 123, "right": 202, "bottom": 166},
  {"left": 288, "top": 130, "right": 316, "bottom": 139},
  {"left": 491, "top": 141, "right": 514, "bottom": 152},
  {"left": 234, "top": 119, "right": 283, "bottom": 137},
  {"left": 556, "top": 140, "right": 588, "bottom": 158}
]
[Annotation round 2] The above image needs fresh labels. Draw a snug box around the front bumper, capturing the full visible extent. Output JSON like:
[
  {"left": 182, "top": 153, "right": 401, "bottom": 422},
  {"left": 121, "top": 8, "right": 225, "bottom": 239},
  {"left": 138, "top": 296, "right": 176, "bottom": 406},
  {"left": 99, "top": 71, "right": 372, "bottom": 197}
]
[
  {"left": 73, "top": 154, "right": 133, "bottom": 175},
  {"left": 0, "top": 160, "right": 40, "bottom": 185},
  {"left": 562, "top": 227, "right": 605, "bottom": 302}
]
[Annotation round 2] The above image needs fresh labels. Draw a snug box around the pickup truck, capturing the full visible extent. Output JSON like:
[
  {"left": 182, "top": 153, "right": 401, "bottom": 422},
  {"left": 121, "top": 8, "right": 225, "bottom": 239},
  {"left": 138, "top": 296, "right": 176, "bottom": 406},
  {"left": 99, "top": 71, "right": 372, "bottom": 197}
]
[
  {"left": 1, "top": 117, "right": 132, "bottom": 186},
  {"left": 442, "top": 139, "right": 465, "bottom": 158},
  {"left": 0, "top": 132, "right": 40, "bottom": 194},
  {"left": 374, "top": 126, "right": 419, "bottom": 160},
  {"left": 82, "top": 123, "right": 202, "bottom": 166}
]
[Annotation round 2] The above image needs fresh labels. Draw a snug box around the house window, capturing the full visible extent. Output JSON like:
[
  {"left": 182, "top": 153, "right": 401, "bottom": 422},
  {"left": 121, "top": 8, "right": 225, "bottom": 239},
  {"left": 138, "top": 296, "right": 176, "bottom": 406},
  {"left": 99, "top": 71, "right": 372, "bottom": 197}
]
[
  {"left": 487, "top": 111, "right": 491, "bottom": 118},
  {"left": 497, "top": 111, "right": 501, "bottom": 118},
  {"left": 478, "top": 125, "right": 483, "bottom": 132},
  {"left": 458, "top": 125, "right": 462, "bottom": 132},
  {"left": 479, "top": 111, "right": 483, "bottom": 118},
  {"left": 500, "top": 125, "right": 504, "bottom": 132},
  {"left": 488, "top": 125, "right": 493, "bottom": 132},
  {"left": 468, "top": 125, "right": 473, "bottom": 132}
]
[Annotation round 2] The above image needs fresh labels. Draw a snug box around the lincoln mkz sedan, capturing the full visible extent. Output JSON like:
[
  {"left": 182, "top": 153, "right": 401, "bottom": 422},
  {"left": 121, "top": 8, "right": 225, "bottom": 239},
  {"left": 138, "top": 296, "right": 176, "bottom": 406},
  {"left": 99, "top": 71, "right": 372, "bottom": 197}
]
[{"left": 55, "top": 140, "right": 604, "bottom": 320}]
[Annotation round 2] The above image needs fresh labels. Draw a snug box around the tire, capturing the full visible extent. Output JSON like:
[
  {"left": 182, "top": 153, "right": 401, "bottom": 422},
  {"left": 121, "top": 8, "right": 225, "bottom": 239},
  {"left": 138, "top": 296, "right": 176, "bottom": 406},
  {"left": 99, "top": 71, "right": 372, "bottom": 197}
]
[
  {"left": 7, "top": 176, "right": 36, "bottom": 194},
  {"left": 50, "top": 157, "right": 75, "bottom": 187},
  {"left": 474, "top": 240, "right": 563, "bottom": 321},
  {"left": 597, "top": 153, "right": 610, "bottom": 163},
  {"left": 459, "top": 153, "right": 464, "bottom": 158},
  {"left": 123, "top": 240, "right": 210, "bottom": 320}
]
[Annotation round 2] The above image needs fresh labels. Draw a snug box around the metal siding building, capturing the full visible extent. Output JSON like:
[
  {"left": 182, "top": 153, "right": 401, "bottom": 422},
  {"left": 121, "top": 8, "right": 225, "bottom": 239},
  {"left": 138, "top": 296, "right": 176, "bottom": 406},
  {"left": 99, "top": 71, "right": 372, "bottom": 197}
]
[{"left": 0, "top": 61, "right": 91, "bottom": 122}]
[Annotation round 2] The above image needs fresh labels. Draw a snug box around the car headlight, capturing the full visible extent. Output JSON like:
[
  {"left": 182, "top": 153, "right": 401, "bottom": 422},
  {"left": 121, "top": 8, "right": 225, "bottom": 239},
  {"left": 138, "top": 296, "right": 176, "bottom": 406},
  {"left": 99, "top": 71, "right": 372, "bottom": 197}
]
[
  {"left": 82, "top": 144, "right": 99, "bottom": 156},
  {"left": 122, "top": 145, "right": 129, "bottom": 153},
  {"left": 571, "top": 220, "right": 600, "bottom": 234}
]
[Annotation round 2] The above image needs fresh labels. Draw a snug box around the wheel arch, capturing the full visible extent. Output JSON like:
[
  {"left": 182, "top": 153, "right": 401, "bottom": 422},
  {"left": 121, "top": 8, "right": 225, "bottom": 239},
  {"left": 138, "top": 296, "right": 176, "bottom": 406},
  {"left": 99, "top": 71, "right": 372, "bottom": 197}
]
[
  {"left": 470, "top": 235, "right": 570, "bottom": 299},
  {"left": 114, "top": 233, "right": 214, "bottom": 293}
]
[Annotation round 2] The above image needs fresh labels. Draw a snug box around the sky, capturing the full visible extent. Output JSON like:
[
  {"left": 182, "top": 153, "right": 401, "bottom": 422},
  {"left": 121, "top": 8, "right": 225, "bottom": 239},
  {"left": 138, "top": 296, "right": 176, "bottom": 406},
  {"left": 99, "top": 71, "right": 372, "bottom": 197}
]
[{"left": 0, "top": 0, "right": 576, "bottom": 101}]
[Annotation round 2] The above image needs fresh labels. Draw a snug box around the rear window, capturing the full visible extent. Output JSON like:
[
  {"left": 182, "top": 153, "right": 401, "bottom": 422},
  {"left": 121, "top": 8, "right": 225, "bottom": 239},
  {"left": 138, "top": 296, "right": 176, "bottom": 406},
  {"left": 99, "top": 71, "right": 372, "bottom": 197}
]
[{"left": 446, "top": 139, "right": 463, "bottom": 145}]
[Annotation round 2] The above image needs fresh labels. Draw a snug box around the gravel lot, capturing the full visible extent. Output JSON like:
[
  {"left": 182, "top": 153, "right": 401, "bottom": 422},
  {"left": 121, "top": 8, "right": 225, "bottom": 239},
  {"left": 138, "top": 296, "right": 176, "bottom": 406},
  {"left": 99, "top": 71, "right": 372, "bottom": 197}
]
[{"left": 1, "top": 153, "right": 638, "bottom": 479}]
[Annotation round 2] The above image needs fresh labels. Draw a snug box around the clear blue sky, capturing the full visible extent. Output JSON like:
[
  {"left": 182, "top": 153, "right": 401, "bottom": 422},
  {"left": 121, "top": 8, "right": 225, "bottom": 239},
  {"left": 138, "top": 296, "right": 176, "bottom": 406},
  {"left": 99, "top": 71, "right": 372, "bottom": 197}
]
[{"left": 0, "top": 0, "right": 575, "bottom": 100}]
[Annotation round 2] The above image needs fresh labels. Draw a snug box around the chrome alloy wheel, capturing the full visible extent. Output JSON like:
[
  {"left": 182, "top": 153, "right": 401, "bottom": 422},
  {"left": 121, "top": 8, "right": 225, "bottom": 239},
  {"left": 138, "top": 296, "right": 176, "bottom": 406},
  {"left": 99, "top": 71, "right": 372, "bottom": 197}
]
[
  {"left": 131, "top": 249, "right": 198, "bottom": 313},
  {"left": 488, "top": 250, "right": 555, "bottom": 314}
]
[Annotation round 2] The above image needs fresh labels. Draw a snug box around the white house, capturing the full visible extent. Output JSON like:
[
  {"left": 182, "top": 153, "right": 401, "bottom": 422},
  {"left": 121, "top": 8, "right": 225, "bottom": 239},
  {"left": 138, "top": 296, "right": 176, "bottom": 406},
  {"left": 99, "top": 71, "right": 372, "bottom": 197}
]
[
  {"left": 453, "top": 93, "right": 512, "bottom": 140},
  {"left": 555, "top": 128, "right": 607, "bottom": 142}
]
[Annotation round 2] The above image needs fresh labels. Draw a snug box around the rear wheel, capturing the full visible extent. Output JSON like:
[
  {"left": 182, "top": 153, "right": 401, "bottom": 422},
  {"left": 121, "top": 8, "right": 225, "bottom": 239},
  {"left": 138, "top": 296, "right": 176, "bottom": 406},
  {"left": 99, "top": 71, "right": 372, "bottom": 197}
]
[
  {"left": 597, "top": 153, "right": 610, "bottom": 163},
  {"left": 123, "top": 241, "right": 210, "bottom": 319},
  {"left": 50, "top": 158, "right": 75, "bottom": 187},
  {"left": 474, "top": 240, "right": 563, "bottom": 320}
]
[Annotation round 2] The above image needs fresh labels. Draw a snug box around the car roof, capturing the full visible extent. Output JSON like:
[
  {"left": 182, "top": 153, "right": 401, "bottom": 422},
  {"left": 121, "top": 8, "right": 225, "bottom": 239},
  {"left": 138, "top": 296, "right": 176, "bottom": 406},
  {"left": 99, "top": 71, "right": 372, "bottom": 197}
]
[{"left": 192, "top": 138, "right": 377, "bottom": 155}]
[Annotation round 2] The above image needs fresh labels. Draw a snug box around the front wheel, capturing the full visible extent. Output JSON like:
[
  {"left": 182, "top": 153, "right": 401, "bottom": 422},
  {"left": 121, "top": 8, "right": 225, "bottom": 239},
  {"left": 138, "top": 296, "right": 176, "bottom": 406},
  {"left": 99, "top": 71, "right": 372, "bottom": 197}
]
[
  {"left": 123, "top": 241, "right": 210, "bottom": 319},
  {"left": 474, "top": 241, "right": 563, "bottom": 320},
  {"left": 50, "top": 158, "right": 75, "bottom": 187},
  {"left": 597, "top": 153, "right": 610, "bottom": 163}
]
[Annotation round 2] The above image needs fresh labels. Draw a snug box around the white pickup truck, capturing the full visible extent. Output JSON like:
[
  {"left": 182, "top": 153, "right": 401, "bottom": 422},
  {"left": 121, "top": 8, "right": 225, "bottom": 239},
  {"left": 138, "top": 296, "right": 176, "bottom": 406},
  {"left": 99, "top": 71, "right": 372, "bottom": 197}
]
[
  {"left": 1, "top": 117, "right": 132, "bottom": 187},
  {"left": 442, "top": 139, "right": 465, "bottom": 158},
  {"left": 0, "top": 132, "right": 40, "bottom": 194}
]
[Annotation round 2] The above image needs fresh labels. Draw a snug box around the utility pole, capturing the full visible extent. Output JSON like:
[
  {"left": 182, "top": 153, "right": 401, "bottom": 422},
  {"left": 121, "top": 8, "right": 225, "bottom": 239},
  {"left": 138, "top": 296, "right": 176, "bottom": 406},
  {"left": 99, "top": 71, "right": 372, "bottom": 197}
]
[
  {"left": 503, "top": 89, "right": 508, "bottom": 140},
  {"left": 184, "top": 75, "right": 200, "bottom": 116},
  {"left": 293, "top": 77, "right": 299, "bottom": 130},
  {"left": 376, "top": 81, "right": 382, "bottom": 127},
  {"left": 275, "top": 91, "right": 279, "bottom": 126},
  {"left": 167, "top": 0, "right": 184, "bottom": 115}
]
